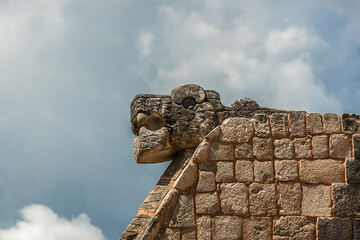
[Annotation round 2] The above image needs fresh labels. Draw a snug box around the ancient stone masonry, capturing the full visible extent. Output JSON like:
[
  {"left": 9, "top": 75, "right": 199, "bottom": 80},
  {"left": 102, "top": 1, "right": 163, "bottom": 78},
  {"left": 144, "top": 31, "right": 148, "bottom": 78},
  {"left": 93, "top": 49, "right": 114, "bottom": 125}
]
[{"left": 121, "top": 84, "right": 360, "bottom": 240}]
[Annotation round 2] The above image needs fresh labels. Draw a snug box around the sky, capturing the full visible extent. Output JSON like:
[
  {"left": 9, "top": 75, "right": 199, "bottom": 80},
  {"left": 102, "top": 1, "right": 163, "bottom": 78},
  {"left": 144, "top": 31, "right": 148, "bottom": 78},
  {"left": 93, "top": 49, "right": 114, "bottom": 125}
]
[{"left": 0, "top": 0, "right": 359, "bottom": 239}]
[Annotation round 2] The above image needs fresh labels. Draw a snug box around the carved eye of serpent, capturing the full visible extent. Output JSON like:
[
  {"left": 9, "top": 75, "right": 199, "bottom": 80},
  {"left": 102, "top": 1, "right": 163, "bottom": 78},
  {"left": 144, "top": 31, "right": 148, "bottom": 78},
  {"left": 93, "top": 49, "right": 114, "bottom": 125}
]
[
  {"left": 183, "top": 97, "right": 196, "bottom": 109},
  {"left": 171, "top": 84, "right": 206, "bottom": 108}
]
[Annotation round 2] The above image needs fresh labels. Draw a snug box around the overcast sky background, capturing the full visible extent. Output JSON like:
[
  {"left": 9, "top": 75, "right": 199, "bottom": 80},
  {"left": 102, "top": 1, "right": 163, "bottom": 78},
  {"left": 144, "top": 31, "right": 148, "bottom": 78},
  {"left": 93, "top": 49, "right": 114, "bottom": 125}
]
[{"left": 0, "top": 0, "right": 359, "bottom": 239}]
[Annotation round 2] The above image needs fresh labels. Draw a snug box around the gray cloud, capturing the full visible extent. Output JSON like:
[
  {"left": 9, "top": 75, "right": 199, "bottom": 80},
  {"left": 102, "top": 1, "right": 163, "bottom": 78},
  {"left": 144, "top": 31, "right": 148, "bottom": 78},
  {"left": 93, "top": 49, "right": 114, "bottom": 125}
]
[
  {"left": 0, "top": 0, "right": 359, "bottom": 239},
  {"left": 135, "top": 1, "right": 356, "bottom": 113}
]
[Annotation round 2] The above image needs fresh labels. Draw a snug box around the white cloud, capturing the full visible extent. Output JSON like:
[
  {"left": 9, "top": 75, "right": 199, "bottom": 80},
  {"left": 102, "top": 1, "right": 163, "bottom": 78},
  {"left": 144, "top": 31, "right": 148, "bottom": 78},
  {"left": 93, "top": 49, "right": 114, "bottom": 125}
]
[
  {"left": 138, "top": 31, "right": 155, "bottom": 58},
  {"left": 0, "top": 204, "right": 107, "bottom": 240},
  {"left": 265, "top": 27, "right": 328, "bottom": 55},
  {"left": 136, "top": 1, "right": 343, "bottom": 113}
]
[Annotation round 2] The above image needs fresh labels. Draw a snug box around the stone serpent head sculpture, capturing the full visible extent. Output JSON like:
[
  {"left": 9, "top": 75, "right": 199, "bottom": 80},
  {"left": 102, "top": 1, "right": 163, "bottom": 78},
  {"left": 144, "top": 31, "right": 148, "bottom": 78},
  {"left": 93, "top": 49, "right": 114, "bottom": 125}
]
[{"left": 130, "top": 84, "right": 292, "bottom": 163}]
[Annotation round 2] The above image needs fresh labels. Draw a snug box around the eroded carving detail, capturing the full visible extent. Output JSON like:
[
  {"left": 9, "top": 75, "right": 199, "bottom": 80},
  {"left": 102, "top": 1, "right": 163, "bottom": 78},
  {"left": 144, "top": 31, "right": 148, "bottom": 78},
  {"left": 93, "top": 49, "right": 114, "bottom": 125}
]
[{"left": 130, "top": 84, "right": 294, "bottom": 163}]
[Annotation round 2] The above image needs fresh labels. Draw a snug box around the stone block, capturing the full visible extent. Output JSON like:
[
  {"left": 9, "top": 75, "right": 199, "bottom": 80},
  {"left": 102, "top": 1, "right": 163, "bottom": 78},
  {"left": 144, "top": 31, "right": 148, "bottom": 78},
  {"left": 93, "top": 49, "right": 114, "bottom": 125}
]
[
  {"left": 196, "top": 216, "right": 211, "bottom": 240},
  {"left": 312, "top": 135, "right": 329, "bottom": 159},
  {"left": 294, "top": 138, "right": 312, "bottom": 159},
  {"left": 254, "top": 161, "right": 274, "bottom": 183},
  {"left": 249, "top": 183, "right": 277, "bottom": 216},
  {"left": 235, "top": 160, "right": 253, "bottom": 183},
  {"left": 195, "top": 192, "right": 220, "bottom": 214},
  {"left": 213, "top": 216, "right": 242, "bottom": 240},
  {"left": 333, "top": 183, "right": 360, "bottom": 217},
  {"left": 353, "top": 134, "right": 360, "bottom": 158},
  {"left": 206, "top": 125, "right": 221, "bottom": 140},
  {"left": 306, "top": 113, "right": 323, "bottom": 134},
  {"left": 197, "top": 171, "right": 216, "bottom": 192},
  {"left": 323, "top": 113, "right": 341, "bottom": 134},
  {"left": 346, "top": 157, "right": 360, "bottom": 184},
  {"left": 289, "top": 112, "right": 306, "bottom": 137},
  {"left": 174, "top": 162, "right": 197, "bottom": 191},
  {"left": 270, "top": 113, "right": 289, "bottom": 138},
  {"left": 277, "top": 183, "right": 301, "bottom": 215},
  {"left": 302, "top": 185, "right": 331, "bottom": 217},
  {"left": 169, "top": 194, "right": 195, "bottom": 228},
  {"left": 342, "top": 113, "right": 360, "bottom": 133},
  {"left": 353, "top": 218, "right": 360, "bottom": 240},
  {"left": 317, "top": 217, "right": 352, "bottom": 240},
  {"left": 330, "top": 134, "right": 352, "bottom": 158},
  {"left": 254, "top": 114, "right": 271, "bottom": 137},
  {"left": 191, "top": 140, "right": 210, "bottom": 163},
  {"left": 181, "top": 229, "right": 195, "bottom": 239},
  {"left": 243, "top": 217, "right": 272, "bottom": 240},
  {"left": 220, "top": 117, "right": 254, "bottom": 143},
  {"left": 273, "top": 216, "right": 315, "bottom": 240},
  {"left": 220, "top": 183, "right": 248, "bottom": 216},
  {"left": 209, "top": 142, "right": 234, "bottom": 161},
  {"left": 160, "top": 228, "right": 181, "bottom": 240},
  {"left": 275, "top": 160, "right": 298, "bottom": 181},
  {"left": 300, "top": 160, "right": 344, "bottom": 184},
  {"left": 199, "top": 162, "right": 215, "bottom": 171},
  {"left": 215, "top": 161, "right": 234, "bottom": 182},
  {"left": 274, "top": 139, "right": 294, "bottom": 159},
  {"left": 253, "top": 137, "right": 273, "bottom": 160},
  {"left": 235, "top": 142, "right": 253, "bottom": 159}
]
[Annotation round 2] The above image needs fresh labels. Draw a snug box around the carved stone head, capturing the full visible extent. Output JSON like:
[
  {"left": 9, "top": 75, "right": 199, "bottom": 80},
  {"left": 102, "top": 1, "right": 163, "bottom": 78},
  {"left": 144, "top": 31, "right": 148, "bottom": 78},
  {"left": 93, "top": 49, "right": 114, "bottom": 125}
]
[{"left": 130, "top": 84, "right": 217, "bottom": 163}]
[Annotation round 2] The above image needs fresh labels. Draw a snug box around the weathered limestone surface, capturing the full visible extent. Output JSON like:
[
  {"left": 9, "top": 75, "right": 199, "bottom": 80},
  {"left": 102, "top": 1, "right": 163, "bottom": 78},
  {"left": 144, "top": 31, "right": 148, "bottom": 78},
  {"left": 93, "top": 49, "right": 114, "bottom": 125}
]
[
  {"left": 300, "top": 160, "right": 344, "bottom": 184},
  {"left": 169, "top": 194, "right": 195, "bottom": 228},
  {"left": 254, "top": 161, "right": 274, "bottom": 183},
  {"left": 330, "top": 134, "right": 352, "bottom": 158},
  {"left": 289, "top": 112, "right": 306, "bottom": 137},
  {"left": 323, "top": 113, "right": 341, "bottom": 134},
  {"left": 196, "top": 216, "right": 211, "bottom": 240},
  {"left": 195, "top": 192, "right": 220, "bottom": 214},
  {"left": 213, "top": 216, "right": 242, "bottom": 240},
  {"left": 346, "top": 157, "right": 360, "bottom": 184},
  {"left": 220, "top": 117, "right": 254, "bottom": 143},
  {"left": 306, "top": 113, "right": 323, "bottom": 134},
  {"left": 253, "top": 137, "right": 273, "bottom": 160},
  {"left": 160, "top": 228, "right": 181, "bottom": 240},
  {"left": 254, "top": 114, "right": 271, "bottom": 137},
  {"left": 271, "top": 113, "right": 289, "bottom": 138},
  {"left": 209, "top": 142, "right": 234, "bottom": 161},
  {"left": 274, "top": 139, "right": 294, "bottom": 159},
  {"left": 278, "top": 183, "right": 301, "bottom": 215},
  {"left": 235, "top": 143, "right": 252, "bottom": 159},
  {"left": 215, "top": 161, "right": 234, "bottom": 182},
  {"left": 353, "top": 218, "right": 360, "bottom": 240},
  {"left": 353, "top": 134, "right": 360, "bottom": 158},
  {"left": 197, "top": 171, "right": 216, "bottom": 192},
  {"left": 294, "top": 138, "right": 312, "bottom": 159},
  {"left": 243, "top": 217, "right": 272, "bottom": 240},
  {"left": 125, "top": 84, "right": 360, "bottom": 240},
  {"left": 274, "top": 216, "right": 315, "bottom": 240},
  {"left": 342, "top": 113, "right": 360, "bottom": 133},
  {"left": 302, "top": 185, "right": 331, "bottom": 217},
  {"left": 220, "top": 183, "right": 248, "bottom": 216},
  {"left": 333, "top": 184, "right": 360, "bottom": 217},
  {"left": 275, "top": 160, "right": 298, "bottom": 181},
  {"left": 317, "top": 217, "right": 352, "bottom": 240},
  {"left": 312, "top": 135, "right": 329, "bottom": 159},
  {"left": 235, "top": 160, "right": 253, "bottom": 183},
  {"left": 182, "top": 229, "right": 196, "bottom": 239},
  {"left": 249, "top": 183, "right": 277, "bottom": 216}
]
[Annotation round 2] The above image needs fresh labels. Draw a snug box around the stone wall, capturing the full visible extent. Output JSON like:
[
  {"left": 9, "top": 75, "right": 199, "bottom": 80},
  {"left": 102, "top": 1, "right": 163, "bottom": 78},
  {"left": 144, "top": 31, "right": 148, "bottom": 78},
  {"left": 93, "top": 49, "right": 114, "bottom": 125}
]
[{"left": 121, "top": 112, "right": 360, "bottom": 240}]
